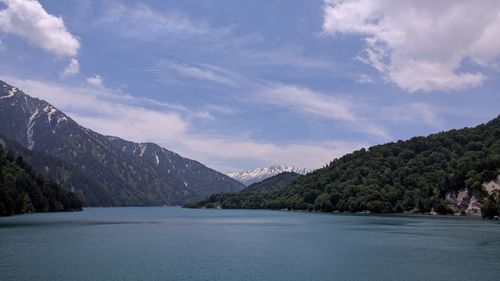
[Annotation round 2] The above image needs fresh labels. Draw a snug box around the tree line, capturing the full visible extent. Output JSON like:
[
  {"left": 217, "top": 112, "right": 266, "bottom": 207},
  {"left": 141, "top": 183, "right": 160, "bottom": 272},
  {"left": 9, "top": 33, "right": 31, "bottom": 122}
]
[
  {"left": 0, "top": 145, "right": 83, "bottom": 216},
  {"left": 185, "top": 116, "right": 500, "bottom": 218}
]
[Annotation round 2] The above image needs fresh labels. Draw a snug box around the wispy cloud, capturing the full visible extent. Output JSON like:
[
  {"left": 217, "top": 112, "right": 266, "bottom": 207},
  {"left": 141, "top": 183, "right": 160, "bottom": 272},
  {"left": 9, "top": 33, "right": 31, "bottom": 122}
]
[
  {"left": 1, "top": 75, "right": 368, "bottom": 171},
  {"left": 91, "top": 2, "right": 390, "bottom": 139},
  {"left": 356, "top": 74, "right": 375, "bottom": 84},
  {"left": 257, "top": 84, "right": 390, "bottom": 139},
  {"left": 95, "top": 1, "right": 340, "bottom": 76},
  {"left": 96, "top": 2, "right": 227, "bottom": 42},
  {"left": 150, "top": 59, "right": 389, "bottom": 139},
  {"left": 381, "top": 102, "right": 444, "bottom": 128},
  {"left": 86, "top": 74, "right": 103, "bottom": 88},
  {"left": 60, "top": 58, "right": 80, "bottom": 78},
  {"left": 150, "top": 60, "right": 243, "bottom": 87},
  {"left": 178, "top": 138, "right": 366, "bottom": 172},
  {"left": 261, "top": 84, "right": 356, "bottom": 122}
]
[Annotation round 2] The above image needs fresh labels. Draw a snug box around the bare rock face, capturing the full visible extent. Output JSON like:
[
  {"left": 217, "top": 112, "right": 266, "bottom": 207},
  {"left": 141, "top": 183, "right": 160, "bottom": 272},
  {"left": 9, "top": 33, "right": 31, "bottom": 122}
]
[
  {"left": 446, "top": 189, "right": 482, "bottom": 216},
  {"left": 446, "top": 175, "right": 500, "bottom": 216},
  {"left": 484, "top": 176, "right": 500, "bottom": 194}
]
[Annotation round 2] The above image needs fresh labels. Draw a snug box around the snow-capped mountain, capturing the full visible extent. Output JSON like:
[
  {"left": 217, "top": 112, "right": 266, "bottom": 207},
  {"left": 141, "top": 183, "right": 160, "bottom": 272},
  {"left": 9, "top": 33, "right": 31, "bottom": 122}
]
[
  {"left": 228, "top": 164, "right": 311, "bottom": 186},
  {"left": 0, "top": 80, "right": 245, "bottom": 206}
]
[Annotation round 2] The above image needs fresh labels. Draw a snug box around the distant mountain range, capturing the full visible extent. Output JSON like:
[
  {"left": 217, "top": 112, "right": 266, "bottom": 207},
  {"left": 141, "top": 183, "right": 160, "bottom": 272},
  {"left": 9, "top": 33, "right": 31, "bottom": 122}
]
[
  {"left": 228, "top": 165, "right": 310, "bottom": 186},
  {"left": 0, "top": 80, "right": 245, "bottom": 206},
  {"left": 241, "top": 172, "right": 302, "bottom": 193}
]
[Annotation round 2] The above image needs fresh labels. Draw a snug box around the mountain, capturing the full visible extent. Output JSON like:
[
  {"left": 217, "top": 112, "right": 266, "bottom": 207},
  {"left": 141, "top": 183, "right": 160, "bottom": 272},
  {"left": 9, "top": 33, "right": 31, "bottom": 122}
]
[
  {"left": 241, "top": 172, "right": 302, "bottom": 193},
  {"left": 0, "top": 145, "right": 82, "bottom": 216},
  {"left": 186, "top": 116, "right": 500, "bottom": 218},
  {"left": 0, "top": 80, "right": 245, "bottom": 206},
  {"left": 228, "top": 164, "right": 310, "bottom": 186}
]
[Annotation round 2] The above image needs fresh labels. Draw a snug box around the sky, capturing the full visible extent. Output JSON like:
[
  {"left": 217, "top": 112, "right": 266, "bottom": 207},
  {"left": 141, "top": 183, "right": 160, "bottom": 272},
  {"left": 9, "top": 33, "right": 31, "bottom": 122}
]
[{"left": 0, "top": 0, "right": 499, "bottom": 173}]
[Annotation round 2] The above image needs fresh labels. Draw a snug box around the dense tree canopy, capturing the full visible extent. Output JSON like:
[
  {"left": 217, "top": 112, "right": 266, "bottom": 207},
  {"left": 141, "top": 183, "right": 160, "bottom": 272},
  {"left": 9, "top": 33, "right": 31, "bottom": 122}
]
[
  {"left": 241, "top": 172, "right": 302, "bottom": 193},
  {"left": 186, "top": 116, "right": 500, "bottom": 218},
  {"left": 0, "top": 146, "right": 82, "bottom": 216}
]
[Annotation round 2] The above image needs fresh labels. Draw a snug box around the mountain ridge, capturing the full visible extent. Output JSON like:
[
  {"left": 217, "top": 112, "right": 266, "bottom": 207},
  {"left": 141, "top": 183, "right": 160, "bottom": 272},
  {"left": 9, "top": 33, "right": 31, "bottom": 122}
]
[
  {"left": 241, "top": 172, "right": 302, "bottom": 193},
  {"left": 186, "top": 115, "right": 500, "bottom": 218},
  {"left": 0, "top": 80, "right": 245, "bottom": 206},
  {"left": 228, "top": 164, "right": 310, "bottom": 186},
  {"left": 0, "top": 144, "right": 83, "bottom": 216}
]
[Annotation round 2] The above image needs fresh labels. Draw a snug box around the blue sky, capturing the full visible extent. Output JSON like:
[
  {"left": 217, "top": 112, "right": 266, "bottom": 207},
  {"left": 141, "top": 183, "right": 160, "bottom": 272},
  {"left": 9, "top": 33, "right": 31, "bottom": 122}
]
[{"left": 1, "top": 0, "right": 499, "bottom": 172}]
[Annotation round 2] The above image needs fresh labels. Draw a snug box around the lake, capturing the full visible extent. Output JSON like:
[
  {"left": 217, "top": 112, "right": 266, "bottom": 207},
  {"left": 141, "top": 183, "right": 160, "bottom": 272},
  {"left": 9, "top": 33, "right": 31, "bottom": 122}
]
[{"left": 0, "top": 207, "right": 499, "bottom": 281}]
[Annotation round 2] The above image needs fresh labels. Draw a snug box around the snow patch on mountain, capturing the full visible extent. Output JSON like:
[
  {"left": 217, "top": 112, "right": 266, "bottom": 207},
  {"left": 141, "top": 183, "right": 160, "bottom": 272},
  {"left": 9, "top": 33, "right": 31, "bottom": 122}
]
[
  {"left": 228, "top": 164, "right": 311, "bottom": 186},
  {"left": 0, "top": 83, "right": 19, "bottom": 99},
  {"left": 26, "top": 108, "right": 40, "bottom": 150}
]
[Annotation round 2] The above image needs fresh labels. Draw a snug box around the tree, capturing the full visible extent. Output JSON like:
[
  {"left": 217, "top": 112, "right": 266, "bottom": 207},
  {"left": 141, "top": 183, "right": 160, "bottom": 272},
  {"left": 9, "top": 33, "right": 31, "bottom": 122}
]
[
  {"left": 481, "top": 195, "right": 498, "bottom": 219},
  {"left": 314, "top": 193, "right": 333, "bottom": 212}
]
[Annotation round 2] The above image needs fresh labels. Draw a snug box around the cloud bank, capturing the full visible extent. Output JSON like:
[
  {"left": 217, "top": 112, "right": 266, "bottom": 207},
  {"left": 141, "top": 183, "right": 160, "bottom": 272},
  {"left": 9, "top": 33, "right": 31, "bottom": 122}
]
[
  {"left": 1, "top": 75, "right": 367, "bottom": 171},
  {"left": 323, "top": 0, "right": 500, "bottom": 92},
  {"left": 0, "top": 0, "right": 80, "bottom": 77},
  {"left": 0, "top": 0, "right": 79, "bottom": 57}
]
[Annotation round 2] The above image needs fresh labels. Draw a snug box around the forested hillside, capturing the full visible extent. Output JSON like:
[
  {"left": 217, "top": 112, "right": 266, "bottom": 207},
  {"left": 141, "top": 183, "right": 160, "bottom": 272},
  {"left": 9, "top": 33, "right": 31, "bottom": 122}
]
[
  {"left": 186, "top": 116, "right": 500, "bottom": 218},
  {"left": 0, "top": 146, "right": 82, "bottom": 216},
  {"left": 0, "top": 80, "right": 244, "bottom": 206},
  {"left": 242, "top": 172, "right": 302, "bottom": 193}
]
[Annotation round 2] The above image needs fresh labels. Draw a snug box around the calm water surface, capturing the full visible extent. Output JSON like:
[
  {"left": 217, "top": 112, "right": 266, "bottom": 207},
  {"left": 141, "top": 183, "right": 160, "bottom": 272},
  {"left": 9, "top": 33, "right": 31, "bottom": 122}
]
[{"left": 0, "top": 207, "right": 499, "bottom": 281}]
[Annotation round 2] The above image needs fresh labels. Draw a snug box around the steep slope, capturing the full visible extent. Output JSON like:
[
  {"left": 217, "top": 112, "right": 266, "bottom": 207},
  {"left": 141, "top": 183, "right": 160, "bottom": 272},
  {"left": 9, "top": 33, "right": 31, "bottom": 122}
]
[
  {"left": 186, "top": 116, "right": 500, "bottom": 217},
  {"left": 0, "top": 145, "right": 82, "bottom": 216},
  {"left": 0, "top": 80, "right": 245, "bottom": 206},
  {"left": 105, "top": 137, "right": 246, "bottom": 202},
  {"left": 0, "top": 135, "right": 106, "bottom": 205},
  {"left": 241, "top": 172, "right": 302, "bottom": 193},
  {"left": 228, "top": 164, "right": 310, "bottom": 186}
]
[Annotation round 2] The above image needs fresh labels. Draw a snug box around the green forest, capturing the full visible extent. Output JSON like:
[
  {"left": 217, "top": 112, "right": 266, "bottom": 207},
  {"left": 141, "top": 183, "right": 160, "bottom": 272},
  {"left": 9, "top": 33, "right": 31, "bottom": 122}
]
[
  {"left": 0, "top": 146, "right": 83, "bottom": 216},
  {"left": 186, "top": 116, "right": 500, "bottom": 218},
  {"left": 241, "top": 172, "right": 302, "bottom": 193}
]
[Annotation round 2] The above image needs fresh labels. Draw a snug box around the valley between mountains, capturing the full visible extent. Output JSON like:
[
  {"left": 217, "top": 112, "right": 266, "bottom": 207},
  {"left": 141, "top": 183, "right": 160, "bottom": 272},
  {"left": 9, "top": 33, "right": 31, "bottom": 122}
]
[
  {"left": 1, "top": 80, "right": 499, "bottom": 218},
  {"left": 0, "top": 80, "right": 244, "bottom": 208}
]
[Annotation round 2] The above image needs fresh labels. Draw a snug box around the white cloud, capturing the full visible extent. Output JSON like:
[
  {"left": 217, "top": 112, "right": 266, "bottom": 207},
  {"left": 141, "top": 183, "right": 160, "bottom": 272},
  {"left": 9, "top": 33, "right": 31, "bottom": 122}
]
[
  {"left": 203, "top": 104, "right": 236, "bottom": 115},
  {"left": 151, "top": 60, "right": 390, "bottom": 139},
  {"left": 151, "top": 60, "right": 241, "bottom": 86},
  {"left": 97, "top": 2, "right": 338, "bottom": 76},
  {"left": 405, "top": 103, "right": 443, "bottom": 127},
  {"left": 1, "top": 75, "right": 367, "bottom": 171},
  {"left": 323, "top": 0, "right": 500, "bottom": 92},
  {"left": 262, "top": 84, "right": 356, "bottom": 122},
  {"left": 98, "top": 2, "right": 217, "bottom": 41},
  {"left": 356, "top": 74, "right": 374, "bottom": 84},
  {"left": 260, "top": 84, "right": 389, "bottom": 139},
  {"left": 178, "top": 138, "right": 366, "bottom": 172},
  {"left": 0, "top": 0, "right": 80, "bottom": 57},
  {"left": 60, "top": 58, "right": 79, "bottom": 78},
  {"left": 1, "top": 75, "right": 189, "bottom": 143},
  {"left": 382, "top": 102, "right": 444, "bottom": 128},
  {"left": 86, "top": 74, "right": 103, "bottom": 87},
  {"left": 155, "top": 59, "right": 390, "bottom": 138}
]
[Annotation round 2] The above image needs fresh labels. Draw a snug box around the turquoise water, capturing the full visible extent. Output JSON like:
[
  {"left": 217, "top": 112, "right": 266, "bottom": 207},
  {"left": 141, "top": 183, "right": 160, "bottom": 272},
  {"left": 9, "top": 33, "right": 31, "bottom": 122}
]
[{"left": 0, "top": 208, "right": 499, "bottom": 281}]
